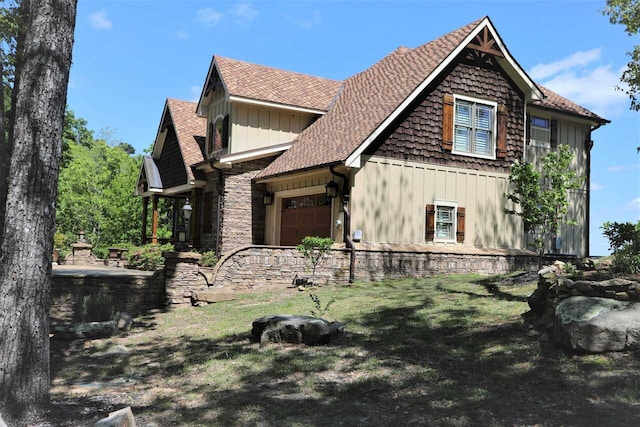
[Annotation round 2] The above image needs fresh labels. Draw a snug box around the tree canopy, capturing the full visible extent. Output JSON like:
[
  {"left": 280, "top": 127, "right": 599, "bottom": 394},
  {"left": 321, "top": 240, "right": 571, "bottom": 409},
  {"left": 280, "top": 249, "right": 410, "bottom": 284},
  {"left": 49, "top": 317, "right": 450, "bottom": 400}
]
[{"left": 603, "top": 0, "right": 640, "bottom": 110}]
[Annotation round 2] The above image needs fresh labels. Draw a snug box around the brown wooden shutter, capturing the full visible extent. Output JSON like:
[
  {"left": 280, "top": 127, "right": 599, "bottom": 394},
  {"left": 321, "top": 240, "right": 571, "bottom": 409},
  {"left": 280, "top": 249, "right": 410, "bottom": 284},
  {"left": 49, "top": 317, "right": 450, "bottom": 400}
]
[
  {"left": 456, "top": 207, "right": 466, "bottom": 243},
  {"left": 442, "top": 95, "right": 454, "bottom": 151},
  {"left": 550, "top": 119, "right": 558, "bottom": 149},
  {"left": 425, "top": 204, "right": 435, "bottom": 241},
  {"left": 207, "top": 122, "right": 214, "bottom": 155},
  {"left": 496, "top": 104, "right": 507, "bottom": 158}
]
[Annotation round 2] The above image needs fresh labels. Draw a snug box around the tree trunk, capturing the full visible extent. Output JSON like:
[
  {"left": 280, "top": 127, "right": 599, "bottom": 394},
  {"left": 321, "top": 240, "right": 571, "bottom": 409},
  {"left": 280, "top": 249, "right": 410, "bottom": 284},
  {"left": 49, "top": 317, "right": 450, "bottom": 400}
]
[{"left": 0, "top": 0, "right": 77, "bottom": 419}]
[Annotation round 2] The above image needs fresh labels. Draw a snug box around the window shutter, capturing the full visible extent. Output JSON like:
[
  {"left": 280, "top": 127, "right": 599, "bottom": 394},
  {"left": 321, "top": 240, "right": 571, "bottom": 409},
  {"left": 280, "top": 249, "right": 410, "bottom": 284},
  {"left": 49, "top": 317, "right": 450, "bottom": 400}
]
[
  {"left": 456, "top": 207, "right": 466, "bottom": 243},
  {"left": 442, "top": 95, "right": 454, "bottom": 151},
  {"left": 207, "top": 123, "right": 214, "bottom": 156},
  {"left": 425, "top": 204, "right": 435, "bottom": 241},
  {"left": 550, "top": 119, "right": 558, "bottom": 149},
  {"left": 496, "top": 104, "right": 507, "bottom": 158}
]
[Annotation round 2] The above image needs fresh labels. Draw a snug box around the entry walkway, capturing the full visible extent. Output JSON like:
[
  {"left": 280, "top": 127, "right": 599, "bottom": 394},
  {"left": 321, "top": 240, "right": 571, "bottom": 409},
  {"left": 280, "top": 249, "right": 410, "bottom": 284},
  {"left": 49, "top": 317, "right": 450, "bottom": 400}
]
[{"left": 52, "top": 264, "right": 155, "bottom": 278}]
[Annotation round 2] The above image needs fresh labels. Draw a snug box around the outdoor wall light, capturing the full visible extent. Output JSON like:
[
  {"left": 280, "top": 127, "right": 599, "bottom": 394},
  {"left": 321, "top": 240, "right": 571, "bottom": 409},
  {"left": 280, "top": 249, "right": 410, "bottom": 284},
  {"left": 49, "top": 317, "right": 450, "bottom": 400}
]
[
  {"left": 182, "top": 198, "right": 192, "bottom": 221},
  {"left": 325, "top": 181, "right": 339, "bottom": 199},
  {"left": 263, "top": 192, "right": 274, "bottom": 206}
]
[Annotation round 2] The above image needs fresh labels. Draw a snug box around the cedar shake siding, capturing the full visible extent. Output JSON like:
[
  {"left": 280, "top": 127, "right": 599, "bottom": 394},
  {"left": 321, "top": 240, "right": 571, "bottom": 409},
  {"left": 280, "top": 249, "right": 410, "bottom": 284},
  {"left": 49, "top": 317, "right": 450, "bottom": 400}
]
[
  {"left": 368, "top": 55, "right": 525, "bottom": 174},
  {"left": 156, "top": 126, "right": 188, "bottom": 188}
]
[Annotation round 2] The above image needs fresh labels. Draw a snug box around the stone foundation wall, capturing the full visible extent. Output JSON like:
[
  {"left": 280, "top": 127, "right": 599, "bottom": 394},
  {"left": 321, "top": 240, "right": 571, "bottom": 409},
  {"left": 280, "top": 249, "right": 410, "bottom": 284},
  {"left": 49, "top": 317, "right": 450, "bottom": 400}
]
[
  {"left": 51, "top": 271, "right": 165, "bottom": 324},
  {"left": 163, "top": 251, "right": 209, "bottom": 305},
  {"left": 212, "top": 246, "right": 538, "bottom": 290}
]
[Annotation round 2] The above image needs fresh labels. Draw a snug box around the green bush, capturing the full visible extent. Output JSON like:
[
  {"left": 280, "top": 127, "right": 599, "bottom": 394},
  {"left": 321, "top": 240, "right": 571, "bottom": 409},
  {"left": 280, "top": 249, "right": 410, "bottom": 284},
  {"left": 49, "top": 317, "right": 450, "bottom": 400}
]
[
  {"left": 127, "top": 243, "right": 174, "bottom": 270},
  {"left": 296, "top": 236, "right": 334, "bottom": 283},
  {"left": 602, "top": 221, "right": 640, "bottom": 275},
  {"left": 53, "top": 231, "right": 68, "bottom": 249},
  {"left": 199, "top": 250, "right": 218, "bottom": 267}
]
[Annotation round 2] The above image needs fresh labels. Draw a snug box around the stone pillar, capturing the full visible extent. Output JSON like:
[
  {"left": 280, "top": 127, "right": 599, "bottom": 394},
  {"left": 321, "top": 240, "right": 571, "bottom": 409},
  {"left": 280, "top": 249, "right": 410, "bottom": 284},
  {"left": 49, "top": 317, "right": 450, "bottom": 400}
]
[
  {"left": 163, "top": 251, "right": 204, "bottom": 305},
  {"left": 70, "top": 232, "right": 95, "bottom": 265}
]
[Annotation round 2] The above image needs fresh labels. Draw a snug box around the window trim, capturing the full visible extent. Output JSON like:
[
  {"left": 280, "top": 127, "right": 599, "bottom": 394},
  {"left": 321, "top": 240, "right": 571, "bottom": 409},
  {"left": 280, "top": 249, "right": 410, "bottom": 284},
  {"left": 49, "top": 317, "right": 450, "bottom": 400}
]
[
  {"left": 452, "top": 94, "right": 497, "bottom": 160},
  {"left": 433, "top": 200, "right": 458, "bottom": 243},
  {"left": 529, "top": 114, "right": 551, "bottom": 148}
]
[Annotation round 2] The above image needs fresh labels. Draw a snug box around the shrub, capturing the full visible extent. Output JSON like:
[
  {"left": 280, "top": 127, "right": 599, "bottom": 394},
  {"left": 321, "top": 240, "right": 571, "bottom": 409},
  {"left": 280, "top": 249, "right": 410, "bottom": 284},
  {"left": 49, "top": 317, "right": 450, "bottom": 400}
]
[
  {"left": 127, "top": 243, "right": 174, "bottom": 270},
  {"left": 53, "top": 231, "right": 68, "bottom": 250},
  {"left": 296, "top": 236, "right": 334, "bottom": 283},
  {"left": 199, "top": 250, "right": 218, "bottom": 267},
  {"left": 602, "top": 221, "right": 640, "bottom": 275}
]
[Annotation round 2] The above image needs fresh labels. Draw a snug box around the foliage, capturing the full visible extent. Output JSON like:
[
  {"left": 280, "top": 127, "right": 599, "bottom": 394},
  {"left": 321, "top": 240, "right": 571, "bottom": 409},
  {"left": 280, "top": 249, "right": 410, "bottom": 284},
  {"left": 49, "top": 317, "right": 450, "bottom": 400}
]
[
  {"left": 126, "top": 243, "right": 174, "bottom": 271},
  {"left": 602, "top": 220, "right": 640, "bottom": 274},
  {"left": 505, "top": 145, "right": 583, "bottom": 260},
  {"left": 53, "top": 231, "right": 67, "bottom": 249},
  {"left": 602, "top": 0, "right": 640, "bottom": 111},
  {"left": 296, "top": 236, "right": 334, "bottom": 282},
  {"left": 308, "top": 293, "right": 335, "bottom": 318},
  {"left": 199, "top": 250, "right": 218, "bottom": 267},
  {"left": 56, "top": 137, "right": 143, "bottom": 253}
]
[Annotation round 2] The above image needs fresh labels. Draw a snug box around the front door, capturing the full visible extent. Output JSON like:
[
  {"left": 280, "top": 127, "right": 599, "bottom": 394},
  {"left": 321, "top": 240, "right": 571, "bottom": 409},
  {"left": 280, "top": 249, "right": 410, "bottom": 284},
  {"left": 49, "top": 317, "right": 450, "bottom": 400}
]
[{"left": 280, "top": 194, "right": 332, "bottom": 246}]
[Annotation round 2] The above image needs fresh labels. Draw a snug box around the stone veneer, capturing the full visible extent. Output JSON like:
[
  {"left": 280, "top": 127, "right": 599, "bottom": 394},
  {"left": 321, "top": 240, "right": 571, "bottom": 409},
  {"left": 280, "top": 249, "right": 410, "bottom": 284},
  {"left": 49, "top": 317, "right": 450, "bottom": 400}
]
[
  {"left": 163, "top": 251, "right": 209, "bottom": 305},
  {"left": 219, "top": 158, "right": 273, "bottom": 255},
  {"left": 211, "top": 245, "right": 538, "bottom": 290}
]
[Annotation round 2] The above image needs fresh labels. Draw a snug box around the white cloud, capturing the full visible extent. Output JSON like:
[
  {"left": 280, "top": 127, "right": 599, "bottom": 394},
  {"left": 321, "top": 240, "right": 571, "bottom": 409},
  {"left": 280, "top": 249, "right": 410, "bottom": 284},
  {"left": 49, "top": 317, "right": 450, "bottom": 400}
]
[
  {"left": 625, "top": 197, "right": 640, "bottom": 212},
  {"left": 284, "top": 11, "right": 321, "bottom": 30},
  {"left": 591, "top": 182, "right": 605, "bottom": 191},
  {"left": 607, "top": 164, "right": 640, "bottom": 173},
  {"left": 530, "top": 49, "right": 602, "bottom": 80},
  {"left": 231, "top": 2, "right": 258, "bottom": 25},
  {"left": 196, "top": 8, "right": 223, "bottom": 27},
  {"left": 529, "top": 48, "right": 631, "bottom": 117},
  {"left": 175, "top": 30, "right": 189, "bottom": 40},
  {"left": 89, "top": 10, "right": 112, "bottom": 30},
  {"left": 190, "top": 85, "right": 202, "bottom": 102}
]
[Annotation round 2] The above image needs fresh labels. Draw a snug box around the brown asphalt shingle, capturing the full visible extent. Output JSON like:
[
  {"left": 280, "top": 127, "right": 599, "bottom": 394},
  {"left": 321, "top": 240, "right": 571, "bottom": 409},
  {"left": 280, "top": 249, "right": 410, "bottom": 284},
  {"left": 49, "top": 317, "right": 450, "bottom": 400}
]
[
  {"left": 257, "top": 19, "right": 482, "bottom": 179},
  {"left": 166, "top": 98, "right": 206, "bottom": 183},
  {"left": 256, "top": 18, "right": 609, "bottom": 179},
  {"left": 215, "top": 56, "right": 342, "bottom": 111}
]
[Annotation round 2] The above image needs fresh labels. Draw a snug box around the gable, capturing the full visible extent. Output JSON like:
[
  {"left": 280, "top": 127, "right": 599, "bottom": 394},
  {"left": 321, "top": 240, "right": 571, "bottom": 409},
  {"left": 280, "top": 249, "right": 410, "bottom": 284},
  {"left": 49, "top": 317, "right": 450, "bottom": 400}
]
[{"left": 367, "top": 54, "right": 525, "bottom": 174}]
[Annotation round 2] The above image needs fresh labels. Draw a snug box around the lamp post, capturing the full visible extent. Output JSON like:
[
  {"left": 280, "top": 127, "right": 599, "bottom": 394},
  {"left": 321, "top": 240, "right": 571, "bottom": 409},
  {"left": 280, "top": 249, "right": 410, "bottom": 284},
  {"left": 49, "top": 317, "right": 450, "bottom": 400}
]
[{"left": 182, "top": 198, "right": 192, "bottom": 247}]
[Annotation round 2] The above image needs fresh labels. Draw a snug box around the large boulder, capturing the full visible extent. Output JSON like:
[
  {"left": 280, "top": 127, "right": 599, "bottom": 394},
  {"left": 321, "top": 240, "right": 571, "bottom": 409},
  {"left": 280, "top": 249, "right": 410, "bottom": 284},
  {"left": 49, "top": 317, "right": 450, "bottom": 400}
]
[
  {"left": 554, "top": 296, "right": 640, "bottom": 353},
  {"left": 251, "top": 315, "right": 342, "bottom": 346}
]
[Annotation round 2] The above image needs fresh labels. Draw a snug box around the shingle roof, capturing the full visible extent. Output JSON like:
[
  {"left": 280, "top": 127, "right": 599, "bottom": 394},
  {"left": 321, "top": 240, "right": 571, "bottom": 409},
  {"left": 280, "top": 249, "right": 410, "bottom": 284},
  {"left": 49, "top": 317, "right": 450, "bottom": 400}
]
[
  {"left": 215, "top": 56, "right": 342, "bottom": 111},
  {"left": 533, "top": 85, "right": 610, "bottom": 123},
  {"left": 257, "top": 19, "right": 482, "bottom": 178},
  {"left": 166, "top": 98, "right": 207, "bottom": 183}
]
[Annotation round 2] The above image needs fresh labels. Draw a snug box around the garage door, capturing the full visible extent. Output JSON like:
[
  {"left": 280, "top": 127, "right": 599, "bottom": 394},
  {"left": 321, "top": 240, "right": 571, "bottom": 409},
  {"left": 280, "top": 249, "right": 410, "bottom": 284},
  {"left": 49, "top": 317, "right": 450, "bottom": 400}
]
[{"left": 280, "top": 194, "right": 332, "bottom": 246}]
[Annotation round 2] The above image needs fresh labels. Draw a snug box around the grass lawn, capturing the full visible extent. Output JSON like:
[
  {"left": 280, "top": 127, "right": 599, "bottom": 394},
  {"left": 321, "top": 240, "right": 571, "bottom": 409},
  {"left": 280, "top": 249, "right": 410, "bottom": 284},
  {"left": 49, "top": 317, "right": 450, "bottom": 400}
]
[{"left": 49, "top": 274, "right": 640, "bottom": 426}]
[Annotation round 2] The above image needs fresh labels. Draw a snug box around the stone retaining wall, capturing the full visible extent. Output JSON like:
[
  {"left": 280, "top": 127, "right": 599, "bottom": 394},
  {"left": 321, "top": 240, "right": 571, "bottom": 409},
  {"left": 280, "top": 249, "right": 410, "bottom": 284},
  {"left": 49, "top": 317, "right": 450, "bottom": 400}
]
[
  {"left": 211, "top": 245, "right": 538, "bottom": 290},
  {"left": 51, "top": 271, "right": 165, "bottom": 324}
]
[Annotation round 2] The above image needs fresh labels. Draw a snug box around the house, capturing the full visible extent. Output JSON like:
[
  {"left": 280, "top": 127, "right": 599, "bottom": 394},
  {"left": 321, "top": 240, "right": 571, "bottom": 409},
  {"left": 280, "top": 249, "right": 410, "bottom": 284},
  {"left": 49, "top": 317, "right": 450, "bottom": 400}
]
[{"left": 136, "top": 16, "right": 608, "bottom": 282}]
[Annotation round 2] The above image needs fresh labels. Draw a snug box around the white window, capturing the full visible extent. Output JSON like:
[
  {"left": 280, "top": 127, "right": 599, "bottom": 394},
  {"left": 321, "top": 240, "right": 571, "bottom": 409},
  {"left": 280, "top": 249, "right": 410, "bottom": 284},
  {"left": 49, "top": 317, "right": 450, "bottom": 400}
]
[
  {"left": 453, "top": 96, "right": 496, "bottom": 159},
  {"left": 434, "top": 201, "right": 457, "bottom": 242},
  {"left": 530, "top": 116, "right": 551, "bottom": 145}
]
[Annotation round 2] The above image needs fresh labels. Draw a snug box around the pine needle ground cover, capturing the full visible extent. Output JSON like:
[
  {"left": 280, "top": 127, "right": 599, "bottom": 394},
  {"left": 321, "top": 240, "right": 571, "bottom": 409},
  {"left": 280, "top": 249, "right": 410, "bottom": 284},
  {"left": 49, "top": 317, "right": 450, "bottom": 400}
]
[{"left": 49, "top": 275, "right": 640, "bottom": 425}]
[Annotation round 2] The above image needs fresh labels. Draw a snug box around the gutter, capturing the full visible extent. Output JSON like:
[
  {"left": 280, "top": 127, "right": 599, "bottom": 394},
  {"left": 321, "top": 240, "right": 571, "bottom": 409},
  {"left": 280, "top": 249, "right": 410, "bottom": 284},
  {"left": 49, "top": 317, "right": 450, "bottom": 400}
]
[{"left": 330, "top": 165, "right": 355, "bottom": 283}]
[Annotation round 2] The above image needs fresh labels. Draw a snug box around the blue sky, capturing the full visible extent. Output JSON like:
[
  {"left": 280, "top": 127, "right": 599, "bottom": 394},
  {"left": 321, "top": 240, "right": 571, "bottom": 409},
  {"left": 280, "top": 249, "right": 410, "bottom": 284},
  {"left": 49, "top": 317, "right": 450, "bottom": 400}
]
[{"left": 67, "top": 0, "right": 639, "bottom": 256}]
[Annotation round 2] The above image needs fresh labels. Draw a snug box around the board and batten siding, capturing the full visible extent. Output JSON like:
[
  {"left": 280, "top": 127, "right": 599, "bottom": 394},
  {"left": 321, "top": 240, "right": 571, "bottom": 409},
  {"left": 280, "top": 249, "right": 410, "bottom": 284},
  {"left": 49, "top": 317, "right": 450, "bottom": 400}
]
[
  {"left": 351, "top": 156, "right": 524, "bottom": 250},
  {"left": 524, "top": 112, "right": 590, "bottom": 256},
  {"left": 207, "top": 89, "right": 231, "bottom": 128},
  {"left": 230, "top": 104, "right": 316, "bottom": 153}
]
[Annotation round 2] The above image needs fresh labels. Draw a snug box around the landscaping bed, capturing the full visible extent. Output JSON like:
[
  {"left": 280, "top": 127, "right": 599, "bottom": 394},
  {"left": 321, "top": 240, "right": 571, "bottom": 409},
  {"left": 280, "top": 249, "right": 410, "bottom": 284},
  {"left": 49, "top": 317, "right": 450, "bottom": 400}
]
[{"left": 46, "top": 274, "right": 640, "bottom": 426}]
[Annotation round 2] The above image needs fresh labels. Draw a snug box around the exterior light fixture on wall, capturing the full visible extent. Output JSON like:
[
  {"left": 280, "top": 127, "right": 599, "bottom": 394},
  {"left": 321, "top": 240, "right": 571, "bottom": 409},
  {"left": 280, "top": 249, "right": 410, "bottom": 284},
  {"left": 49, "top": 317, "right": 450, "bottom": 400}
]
[
  {"left": 325, "top": 181, "right": 339, "bottom": 199},
  {"left": 263, "top": 192, "right": 274, "bottom": 206}
]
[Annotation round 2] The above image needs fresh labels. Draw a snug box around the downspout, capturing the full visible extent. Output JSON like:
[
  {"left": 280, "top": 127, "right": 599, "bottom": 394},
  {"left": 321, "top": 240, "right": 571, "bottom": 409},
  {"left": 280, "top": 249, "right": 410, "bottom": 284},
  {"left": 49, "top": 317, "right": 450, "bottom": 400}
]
[
  {"left": 586, "top": 122, "right": 603, "bottom": 257},
  {"left": 330, "top": 165, "right": 355, "bottom": 283}
]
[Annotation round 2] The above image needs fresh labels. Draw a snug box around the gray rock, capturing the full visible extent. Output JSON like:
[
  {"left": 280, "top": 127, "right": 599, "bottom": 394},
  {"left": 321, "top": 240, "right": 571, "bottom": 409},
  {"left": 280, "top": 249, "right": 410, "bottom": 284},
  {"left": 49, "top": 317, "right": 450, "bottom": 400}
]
[
  {"left": 90, "top": 344, "right": 130, "bottom": 358},
  {"left": 115, "top": 312, "right": 133, "bottom": 331},
  {"left": 53, "top": 320, "right": 118, "bottom": 340},
  {"left": 95, "top": 406, "right": 137, "bottom": 427},
  {"left": 0, "top": 412, "right": 7, "bottom": 427},
  {"left": 252, "top": 315, "right": 342, "bottom": 346},
  {"left": 554, "top": 296, "right": 640, "bottom": 353}
]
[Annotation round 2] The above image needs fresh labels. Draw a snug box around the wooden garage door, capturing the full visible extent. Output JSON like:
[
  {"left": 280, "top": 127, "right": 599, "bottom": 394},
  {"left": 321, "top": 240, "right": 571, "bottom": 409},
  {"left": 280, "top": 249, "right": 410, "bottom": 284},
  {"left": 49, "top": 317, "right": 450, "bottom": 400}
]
[{"left": 280, "top": 194, "right": 332, "bottom": 246}]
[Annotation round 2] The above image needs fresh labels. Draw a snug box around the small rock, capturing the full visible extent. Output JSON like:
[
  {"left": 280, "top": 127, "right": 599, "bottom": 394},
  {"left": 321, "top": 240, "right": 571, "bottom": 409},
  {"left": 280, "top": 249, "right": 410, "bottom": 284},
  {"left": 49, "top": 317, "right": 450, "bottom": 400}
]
[
  {"left": 115, "top": 312, "right": 133, "bottom": 331},
  {"left": 95, "top": 406, "right": 137, "bottom": 427},
  {"left": 615, "top": 292, "right": 631, "bottom": 302},
  {"left": 90, "top": 344, "right": 130, "bottom": 358},
  {"left": 0, "top": 412, "right": 7, "bottom": 427},
  {"left": 574, "top": 281, "right": 592, "bottom": 293}
]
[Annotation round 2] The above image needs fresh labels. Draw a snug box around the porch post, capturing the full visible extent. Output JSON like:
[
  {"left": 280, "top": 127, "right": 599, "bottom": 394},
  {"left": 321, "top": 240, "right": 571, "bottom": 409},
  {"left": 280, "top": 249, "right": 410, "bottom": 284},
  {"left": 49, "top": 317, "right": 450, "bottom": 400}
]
[
  {"left": 151, "top": 195, "right": 159, "bottom": 244},
  {"left": 192, "top": 188, "right": 202, "bottom": 248},
  {"left": 141, "top": 196, "right": 149, "bottom": 244}
]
